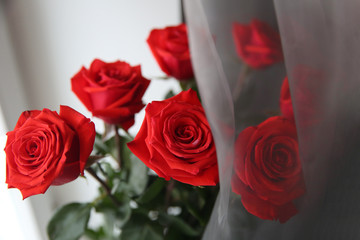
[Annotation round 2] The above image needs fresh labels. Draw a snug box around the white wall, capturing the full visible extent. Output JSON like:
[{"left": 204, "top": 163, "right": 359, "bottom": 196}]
[{"left": 1, "top": 1, "right": 181, "bottom": 239}]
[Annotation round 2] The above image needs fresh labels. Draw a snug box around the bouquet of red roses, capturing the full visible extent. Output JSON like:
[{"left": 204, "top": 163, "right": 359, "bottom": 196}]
[
  {"left": 4, "top": 20, "right": 306, "bottom": 240},
  {"left": 4, "top": 24, "right": 218, "bottom": 240}
]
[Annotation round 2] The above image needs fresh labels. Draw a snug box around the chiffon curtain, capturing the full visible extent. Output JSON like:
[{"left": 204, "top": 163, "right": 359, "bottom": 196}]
[{"left": 184, "top": 0, "right": 360, "bottom": 239}]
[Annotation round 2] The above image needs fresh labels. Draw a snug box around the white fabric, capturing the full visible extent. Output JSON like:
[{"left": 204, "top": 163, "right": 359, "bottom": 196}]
[{"left": 185, "top": 0, "right": 360, "bottom": 239}]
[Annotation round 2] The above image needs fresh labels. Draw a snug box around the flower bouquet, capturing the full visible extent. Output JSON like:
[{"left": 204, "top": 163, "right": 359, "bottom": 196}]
[
  {"left": 4, "top": 16, "right": 306, "bottom": 240},
  {"left": 4, "top": 24, "right": 218, "bottom": 240}
]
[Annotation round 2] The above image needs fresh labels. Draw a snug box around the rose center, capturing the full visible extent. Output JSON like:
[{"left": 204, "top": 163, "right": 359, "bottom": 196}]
[
  {"left": 106, "top": 69, "right": 122, "bottom": 79},
  {"left": 95, "top": 68, "right": 125, "bottom": 83},
  {"left": 274, "top": 150, "right": 288, "bottom": 165},
  {"left": 26, "top": 140, "right": 40, "bottom": 157},
  {"left": 175, "top": 125, "right": 195, "bottom": 143}
]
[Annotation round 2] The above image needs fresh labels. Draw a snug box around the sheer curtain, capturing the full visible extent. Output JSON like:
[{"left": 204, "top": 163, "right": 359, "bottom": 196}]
[{"left": 184, "top": 0, "right": 360, "bottom": 239}]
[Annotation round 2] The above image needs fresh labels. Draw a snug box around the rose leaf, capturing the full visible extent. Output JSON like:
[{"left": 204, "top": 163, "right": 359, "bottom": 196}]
[{"left": 47, "top": 202, "right": 92, "bottom": 240}]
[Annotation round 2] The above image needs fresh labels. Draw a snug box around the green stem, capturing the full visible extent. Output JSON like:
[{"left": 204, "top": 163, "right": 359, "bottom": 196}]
[
  {"left": 114, "top": 125, "right": 122, "bottom": 169},
  {"left": 85, "top": 155, "right": 106, "bottom": 168},
  {"left": 90, "top": 192, "right": 107, "bottom": 207},
  {"left": 164, "top": 180, "right": 175, "bottom": 211},
  {"left": 85, "top": 168, "right": 121, "bottom": 207},
  {"left": 96, "top": 162, "right": 107, "bottom": 178},
  {"left": 233, "top": 64, "right": 252, "bottom": 101}
]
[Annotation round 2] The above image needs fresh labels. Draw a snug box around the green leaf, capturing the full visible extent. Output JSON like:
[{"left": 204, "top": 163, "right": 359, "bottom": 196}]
[
  {"left": 47, "top": 202, "right": 92, "bottom": 240},
  {"left": 164, "top": 226, "right": 199, "bottom": 240},
  {"left": 128, "top": 154, "right": 149, "bottom": 196},
  {"left": 159, "top": 213, "right": 201, "bottom": 237},
  {"left": 121, "top": 224, "right": 163, "bottom": 240},
  {"left": 184, "top": 201, "right": 206, "bottom": 226},
  {"left": 84, "top": 228, "right": 106, "bottom": 240},
  {"left": 164, "top": 90, "right": 176, "bottom": 99},
  {"left": 96, "top": 162, "right": 116, "bottom": 181},
  {"left": 137, "top": 178, "right": 166, "bottom": 204},
  {"left": 179, "top": 78, "right": 196, "bottom": 91},
  {"left": 120, "top": 209, "right": 163, "bottom": 240},
  {"left": 95, "top": 193, "right": 132, "bottom": 228},
  {"left": 119, "top": 135, "right": 134, "bottom": 172},
  {"left": 93, "top": 133, "right": 109, "bottom": 154},
  {"left": 94, "top": 134, "right": 118, "bottom": 159}
]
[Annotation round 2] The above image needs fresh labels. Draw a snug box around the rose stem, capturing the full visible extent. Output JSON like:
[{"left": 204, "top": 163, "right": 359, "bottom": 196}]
[
  {"left": 96, "top": 162, "right": 108, "bottom": 177},
  {"left": 85, "top": 167, "right": 121, "bottom": 207},
  {"left": 233, "top": 64, "right": 251, "bottom": 101},
  {"left": 164, "top": 179, "right": 175, "bottom": 210},
  {"left": 114, "top": 124, "right": 123, "bottom": 169}
]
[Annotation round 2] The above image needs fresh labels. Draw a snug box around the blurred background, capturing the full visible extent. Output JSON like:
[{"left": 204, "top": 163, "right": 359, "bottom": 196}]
[{"left": 0, "top": 1, "right": 181, "bottom": 239}]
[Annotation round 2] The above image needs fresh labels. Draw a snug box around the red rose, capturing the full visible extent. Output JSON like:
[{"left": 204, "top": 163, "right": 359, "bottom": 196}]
[
  {"left": 147, "top": 24, "right": 194, "bottom": 80},
  {"left": 71, "top": 59, "right": 150, "bottom": 130},
  {"left": 232, "top": 19, "right": 283, "bottom": 69},
  {"left": 127, "top": 89, "right": 218, "bottom": 186},
  {"left": 4, "top": 106, "right": 95, "bottom": 199},
  {"left": 280, "top": 76, "right": 294, "bottom": 120},
  {"left": 231, "top": 116, "right": 305, "bottom": 223}
]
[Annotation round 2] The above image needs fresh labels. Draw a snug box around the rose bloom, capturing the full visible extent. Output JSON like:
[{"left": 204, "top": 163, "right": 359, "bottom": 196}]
[
  {"left": 127, "top": 89, "right": 218, "bottom": 186},
  {"left": 71, "top": 59, "right": 150, "bottom": 131},
  {"left": 231, "top": 116, "right": 305, "bottom": 223},
  {"left": 4, "top": 106, "right": 95, "bottom": 199},
  {"left": 232, "top": 19, "right": 283, "bottom": 69},
  {"left": 280, "top": 76, "right": 294, "bottom": 120},
  {"left": 147, "top": 24, "right": 194, "bottom": 80}
]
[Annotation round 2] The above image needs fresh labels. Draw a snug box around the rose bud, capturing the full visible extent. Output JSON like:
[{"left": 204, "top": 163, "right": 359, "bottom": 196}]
[
  {"left": 4, "top": 106, "right": 95, "bottom": 199},
  {"left": 127, "top": 89, "right": 218, "bottom": 186},
  {"left": 231, "top": 116, "right": 305, "bottom": 223},
  {"left": 71, "top": 59, "right": 150, "bottom": 131},
  {"left": 232, "top": 19, "right": 283, "bottom": 69},
  {"left": 147, "top": 24, "right": 194, "bottom": 81}
]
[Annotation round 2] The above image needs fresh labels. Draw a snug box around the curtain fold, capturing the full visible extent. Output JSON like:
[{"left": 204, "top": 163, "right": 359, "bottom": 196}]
[{"left": 185, "top": 0, "right": 360, "bottom": 239}]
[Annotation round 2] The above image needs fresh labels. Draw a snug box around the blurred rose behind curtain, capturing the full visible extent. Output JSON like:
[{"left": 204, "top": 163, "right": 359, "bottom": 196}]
[{"left": 185, "top": 0, "right": 360, "bottom": 239}]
